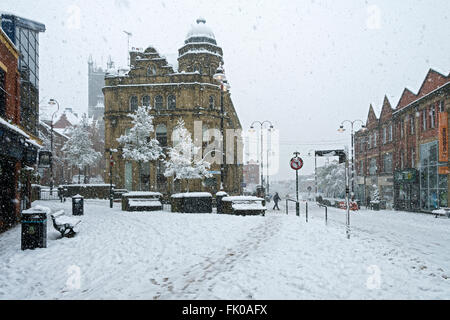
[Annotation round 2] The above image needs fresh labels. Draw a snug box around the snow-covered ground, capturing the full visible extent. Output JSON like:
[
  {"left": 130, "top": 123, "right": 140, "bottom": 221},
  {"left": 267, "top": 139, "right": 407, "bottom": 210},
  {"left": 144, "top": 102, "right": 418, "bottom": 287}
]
[{"left": 0, "top": 199, "right": 449, "bottom": 300}]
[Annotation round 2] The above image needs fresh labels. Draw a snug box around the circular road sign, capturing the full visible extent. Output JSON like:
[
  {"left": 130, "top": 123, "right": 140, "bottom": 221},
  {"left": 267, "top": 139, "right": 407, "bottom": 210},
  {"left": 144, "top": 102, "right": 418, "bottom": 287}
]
[{"left": 290, "top": 157, "right": 304, "bottom": 171}]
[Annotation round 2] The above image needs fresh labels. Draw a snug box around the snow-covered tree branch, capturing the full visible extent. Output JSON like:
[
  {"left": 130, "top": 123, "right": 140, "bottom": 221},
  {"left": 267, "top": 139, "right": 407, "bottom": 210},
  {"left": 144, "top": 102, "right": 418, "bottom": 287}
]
[
  {"left": 164, "top": 119, "right": 212, "bottom": 191},
  {"left": 116, "top": 105, "right": 163, "bottom": 190},
  {"left": 61, "top": 116, "right": 101, "bottom": 183}
]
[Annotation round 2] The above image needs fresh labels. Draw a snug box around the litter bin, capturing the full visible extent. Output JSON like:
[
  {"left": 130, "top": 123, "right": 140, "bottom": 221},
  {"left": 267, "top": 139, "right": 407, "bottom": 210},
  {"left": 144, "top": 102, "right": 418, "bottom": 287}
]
[
  {"left": 72, "top": 195, "right": 84, "bottom": 216},
  {"left": 215, "top": 191, "right": 229, "bottom": 214},
  {"left": 21, "top": 208, "right": 47, "bottom": 250}
]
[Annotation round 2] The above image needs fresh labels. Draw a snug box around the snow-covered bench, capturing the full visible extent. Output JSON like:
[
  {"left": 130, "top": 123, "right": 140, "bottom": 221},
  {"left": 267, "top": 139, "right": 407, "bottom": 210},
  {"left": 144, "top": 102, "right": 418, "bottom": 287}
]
[
  {"left": 122, "top": 192, "right": 163, "bottom": 212},
  {"left": 127, "top": 199, "right": 163, "bottom": 211},
  {"left": 51, "top": 210, "right": 81, "bottom": 238},
  {"left": 221, "top": 196, "right": 266, "bottom": 216},
  {"left": 432, "top": 208, "right": 450, "bottom": 218}
]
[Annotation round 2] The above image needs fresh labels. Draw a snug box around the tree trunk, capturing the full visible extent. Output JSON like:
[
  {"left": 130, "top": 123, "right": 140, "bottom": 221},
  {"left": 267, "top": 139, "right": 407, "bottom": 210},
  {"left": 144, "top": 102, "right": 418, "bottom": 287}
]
[
  {"left": 138, "top": 161, "right": 142, "bottom": 191},
  {"left": 78, "top": 168, "right": 81, "bottom": 184}
]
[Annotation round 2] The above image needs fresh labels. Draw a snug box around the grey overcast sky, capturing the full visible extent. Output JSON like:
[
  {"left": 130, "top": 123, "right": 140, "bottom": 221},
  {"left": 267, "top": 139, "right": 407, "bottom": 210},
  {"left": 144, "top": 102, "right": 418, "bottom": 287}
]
[{"left": 2, "top": 0, "right": 450, "bottom": 180}]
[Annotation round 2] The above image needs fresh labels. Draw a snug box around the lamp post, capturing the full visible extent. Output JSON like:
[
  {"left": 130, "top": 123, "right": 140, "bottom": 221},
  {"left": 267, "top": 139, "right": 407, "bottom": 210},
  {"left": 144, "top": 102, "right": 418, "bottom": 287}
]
[
  {"left": 308, "top": 149, "right": 318, "bottom": 199},
  {"left": 250, "top": 121, "right": 274, "bottom": 195},
  {"left": 48, "top": 99, "right": 60, "bottom": 195},
  {"left": 338, "top": 120, "right": 367, "bottom": 201},
  {"left": 105, "top": 148, "right": 116, "bottom": 208},
  {"left": 213, "top": 64, "right": 231, "bottom": 191}
]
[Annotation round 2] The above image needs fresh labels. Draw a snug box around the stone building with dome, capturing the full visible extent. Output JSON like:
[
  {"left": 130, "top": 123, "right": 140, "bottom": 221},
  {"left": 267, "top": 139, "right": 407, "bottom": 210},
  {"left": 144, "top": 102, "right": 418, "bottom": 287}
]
[{"left": 103, "top": 18, "right": 243, "bottom": 195}]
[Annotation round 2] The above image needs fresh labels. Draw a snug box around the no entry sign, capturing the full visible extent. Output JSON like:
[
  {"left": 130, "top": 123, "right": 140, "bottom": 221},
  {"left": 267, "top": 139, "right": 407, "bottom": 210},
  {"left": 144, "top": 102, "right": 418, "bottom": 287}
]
[{"left": 290, "top": 157, "right": 303, "bottom": 171}]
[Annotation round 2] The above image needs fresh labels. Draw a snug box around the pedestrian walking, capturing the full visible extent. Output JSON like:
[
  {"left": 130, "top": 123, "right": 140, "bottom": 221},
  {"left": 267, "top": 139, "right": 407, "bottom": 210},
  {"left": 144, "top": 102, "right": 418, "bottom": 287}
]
[{"left": 273, "top": 192, "right": 281, "bottom": 211}]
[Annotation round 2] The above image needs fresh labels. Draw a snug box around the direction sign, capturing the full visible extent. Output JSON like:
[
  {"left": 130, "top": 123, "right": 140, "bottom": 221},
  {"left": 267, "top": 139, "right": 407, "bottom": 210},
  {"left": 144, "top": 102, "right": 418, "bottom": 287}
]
[{"left": 290, "top": 157, "right": 303, "bottom": 170}]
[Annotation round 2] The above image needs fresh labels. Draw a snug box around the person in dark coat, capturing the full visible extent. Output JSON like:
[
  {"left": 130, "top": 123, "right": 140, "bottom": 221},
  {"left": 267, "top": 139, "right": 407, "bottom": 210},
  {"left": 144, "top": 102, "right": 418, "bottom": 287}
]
[{"left": 273, "top": 192, "right": 281, "bottom": 210}]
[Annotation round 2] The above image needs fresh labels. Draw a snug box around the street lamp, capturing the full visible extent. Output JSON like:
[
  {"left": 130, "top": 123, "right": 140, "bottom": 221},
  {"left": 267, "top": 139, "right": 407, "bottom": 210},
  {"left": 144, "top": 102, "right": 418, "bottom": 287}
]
[
  {"left": 337, "top": 120, "right": 367, "bottom": 201},
  {"left": 307, "top": 149, "right": 318, "bottom": 199},
  {"left": 105, "top": 148, "right": 117, "bottom": 208},
  {"left": 48, "top": 99, "right": 60, "bottom": 195},
  {"left": 250, "top": 120, "right": 274, "bottom": 196},
  {"left": 213, "top": 63, "right": 231, "bottom": 191}
]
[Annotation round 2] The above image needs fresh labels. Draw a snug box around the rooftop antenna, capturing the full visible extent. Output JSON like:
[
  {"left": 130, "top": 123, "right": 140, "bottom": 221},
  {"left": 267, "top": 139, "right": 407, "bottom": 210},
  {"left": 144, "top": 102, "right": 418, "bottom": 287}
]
[{"left": 123, "top": 30, "right": 132, "bottom": 67}]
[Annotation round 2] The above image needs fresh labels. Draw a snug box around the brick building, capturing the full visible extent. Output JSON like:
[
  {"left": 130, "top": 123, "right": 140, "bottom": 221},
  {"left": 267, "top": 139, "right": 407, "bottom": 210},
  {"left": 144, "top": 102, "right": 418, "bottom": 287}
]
[
  {"left": 355, "top": 69, "right": 449, "bottom": 212},
  {"left": 0, "top": 28, "right": 41, "bottom": 232},
  {"left": 104, "top": 18, "right": 243, "bottom": 195}
]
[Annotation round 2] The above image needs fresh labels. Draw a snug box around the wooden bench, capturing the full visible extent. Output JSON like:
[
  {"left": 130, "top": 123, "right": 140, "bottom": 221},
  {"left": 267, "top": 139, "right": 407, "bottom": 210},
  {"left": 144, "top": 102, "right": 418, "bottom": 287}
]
[{"left": 51, "top": 210, "right": 81, "bottom": 238}]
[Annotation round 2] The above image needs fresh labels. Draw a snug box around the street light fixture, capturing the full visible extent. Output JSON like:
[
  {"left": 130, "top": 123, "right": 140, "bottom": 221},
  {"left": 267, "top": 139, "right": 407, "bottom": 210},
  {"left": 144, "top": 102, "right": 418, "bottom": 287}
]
[
  {"left": 250, "top": 120, "right": 274, "bottom": 197},
  {"left": 48, "top": 99, "right": 60, "bottom": 195},
  {"left": 213, "top": 63, "right": 230, "bottom": 191},
  {"left": 338, "top": 119, "right": 367, "bottom": 201}
]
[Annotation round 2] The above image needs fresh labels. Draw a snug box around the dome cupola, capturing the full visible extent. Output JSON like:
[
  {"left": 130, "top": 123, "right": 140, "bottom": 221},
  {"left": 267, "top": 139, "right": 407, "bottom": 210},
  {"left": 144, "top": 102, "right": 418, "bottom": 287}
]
[{"left": 185, "top": 17, "right": 217, "bottom": 45}]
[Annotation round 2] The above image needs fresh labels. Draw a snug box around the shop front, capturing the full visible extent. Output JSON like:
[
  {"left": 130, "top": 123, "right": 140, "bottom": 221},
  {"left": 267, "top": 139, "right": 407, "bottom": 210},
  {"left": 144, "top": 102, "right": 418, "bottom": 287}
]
[
  {"left": 394, "top": 168, "right": 420, "bottom": 212},
  {"left": 0, "top": 123, "right": 39, "bottom": 232},
  {"left": 419, "top": 141, "right": 448, "bottom": 212}
]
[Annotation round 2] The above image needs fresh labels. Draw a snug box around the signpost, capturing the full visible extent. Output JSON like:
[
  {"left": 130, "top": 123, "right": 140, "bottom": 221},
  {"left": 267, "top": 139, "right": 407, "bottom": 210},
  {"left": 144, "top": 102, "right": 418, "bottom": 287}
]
[{"left": 290, "top": 152, "right": 303, "bottom": 216}]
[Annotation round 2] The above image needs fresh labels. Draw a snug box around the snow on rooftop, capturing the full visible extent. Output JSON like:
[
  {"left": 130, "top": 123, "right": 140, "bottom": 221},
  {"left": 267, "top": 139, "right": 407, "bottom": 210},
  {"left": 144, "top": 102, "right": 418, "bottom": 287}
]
[
  {"left": 186, "top": 18, "right": 215, "bottom": 40},
  {"left": 171, "top": 192, "right": 212, "bottom": 198},
  {"left": 0, "top": 117, "right": 30, "bottom": 139}
]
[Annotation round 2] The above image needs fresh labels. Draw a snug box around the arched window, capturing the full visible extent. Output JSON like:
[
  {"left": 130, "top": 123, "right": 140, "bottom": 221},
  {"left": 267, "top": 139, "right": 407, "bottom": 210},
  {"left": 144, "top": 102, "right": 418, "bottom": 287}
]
[
  {"left": 147, "top": 65, "right": 156, "bottom": 76},
  {"left": 210, "top": 65, "right": 216, "bottom": 76},
  {"left": 193, "top": 64, "right": 202, "bottom": 74},
  {"left": 154, "top": 95, "right": 163, "bottom": 110},
  {"left": 129, "top": 96, "right": 138, "bottom": 112},
  {"left": 167, "top": 95, "right": 176, "bottom": 110},
  {"left": 209, "top": 96, "right": 215, "bottom": 109},
  {"left": 142, "top": 95, "right": 151, "bottom": 107},
  {"left": 156, "top": 124, "right": 168, "bottom": 147}
]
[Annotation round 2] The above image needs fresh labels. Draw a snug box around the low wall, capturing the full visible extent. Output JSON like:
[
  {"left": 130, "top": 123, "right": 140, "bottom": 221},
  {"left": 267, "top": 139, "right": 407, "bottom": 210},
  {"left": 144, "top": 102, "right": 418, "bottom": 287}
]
[{"left": 60, "top": 184, "right": 115, "bottom": 199}]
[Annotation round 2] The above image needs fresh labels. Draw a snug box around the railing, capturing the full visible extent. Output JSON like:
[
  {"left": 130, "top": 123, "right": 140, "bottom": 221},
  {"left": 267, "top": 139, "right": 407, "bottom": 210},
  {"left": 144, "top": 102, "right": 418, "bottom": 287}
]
[
  {"left": 39, "top": 190, "right": 60, "bottom": 201},
  {"left": 286, "top": 199, "right": 300, "bottom": 216}
]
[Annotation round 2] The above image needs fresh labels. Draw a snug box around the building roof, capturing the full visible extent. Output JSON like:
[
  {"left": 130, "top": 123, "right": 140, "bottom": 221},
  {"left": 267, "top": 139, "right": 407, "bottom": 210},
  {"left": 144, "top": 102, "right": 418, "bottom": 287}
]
[
  {"left": 0, "top": 12, "right": 45, "bottom": 32},
  {"left": 185, "top": 18, "right": 217, "bottom": 45},
  {"left": 396, "top": 88, "right": 417, "bottom": 110}
]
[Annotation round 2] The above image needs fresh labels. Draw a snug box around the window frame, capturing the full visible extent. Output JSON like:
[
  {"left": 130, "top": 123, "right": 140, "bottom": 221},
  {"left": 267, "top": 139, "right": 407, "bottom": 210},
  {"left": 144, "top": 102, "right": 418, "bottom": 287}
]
[{"left": 129, "top": 96, "right": 138, "bottom": 112}]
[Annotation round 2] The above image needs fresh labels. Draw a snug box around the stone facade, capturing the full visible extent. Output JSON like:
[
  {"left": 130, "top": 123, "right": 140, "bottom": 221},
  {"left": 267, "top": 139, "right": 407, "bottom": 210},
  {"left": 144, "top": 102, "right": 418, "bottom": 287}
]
[{"left": 103, "top": 19, "right": 243, "bottom": 196}]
